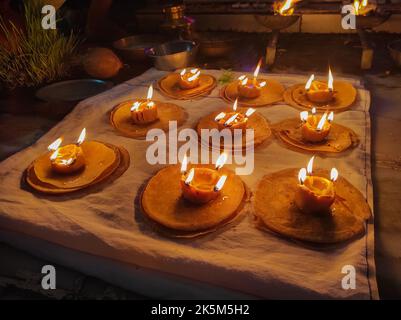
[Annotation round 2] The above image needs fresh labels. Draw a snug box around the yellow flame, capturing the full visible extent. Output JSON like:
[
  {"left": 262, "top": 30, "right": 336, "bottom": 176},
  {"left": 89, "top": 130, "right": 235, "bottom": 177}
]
[
  {"left": 188, "top": 70, "right": 200, "bottom": 82},
  {"left": 181, "top": 154, "right": 189, "bottom": 173},
  {"left": 253, "top": 59, "right": 262, "bottom": 79},
  {"left": 330, "top": 168, "right": 339, "bottom": 182},
  {"left": 311, "top": 107, "right": 316, "bottom": 115},
  {"left": 280, "top": 0, "right": 294, "bottom": 15},
  {"left": 147, "top": 101, "right": 155, "bottom": 108},
  {"left": 233, "top": 99, "right": 238, "bottom": 112},
  {"left": 50, "top": 149, "right": 59, "bottom": 161},
  {"left": 238, "top": 75, "right": 246, "bottom": 81},
  {"left": 180, "top": 69, "right": 186, "bottom": 76},
  {"left": 245, "top": 108, "right": 256, "bottom": 118},
  {"left": 307, "top": 156, "right": 315, "bottom": 175},
  {"left": 214, "top": 175, "right": 227, "bottom": 192},
  {"left": 130, "top": 101, "right": 141, "bottom": 112},
  {"left": 77, "top": 128, "right": 86, "bottom": 145},
  {"left": 362, "top": 0, "right": 368, "bottom": 6},
  {"left": 328, "top": 67, "right": 334, "bottom": 91},
  {"left": 147, "top": 85, "right": 153, "bottom": 100},
  {"left": 241, "top": 77, "right": 248, "bottom": 86},
  {"left": 305, "top": 74, "right": 315, "bottom": 90},
  {"left": 316, "top": 113, "right": 328, "bottom": 131},
  {"left": 298, "top": 168, "right": 307, "bottom": 184},
  {"left": 328, "top": 111, "right": 334, "bottom": 122},
  {"left": 215, "top": 152, "right": 228, "bottom": 170},
  {"left": 300, "top": 111, "right": 309, "bottom": 122},
  {"left": 185, "top": 168, "right": 195, "bottom": 185},
  {"left": 48, "top": 137, "right": 63, "bottom": 151},
  {"left": 224, "top": 113, "right": 238, "bottom": 126},
  {"left": 214, "top": 112, "right": 226, "bottom": 121},
  {"left": 259, "top": 81, "right": 267, "bottom": 88}
]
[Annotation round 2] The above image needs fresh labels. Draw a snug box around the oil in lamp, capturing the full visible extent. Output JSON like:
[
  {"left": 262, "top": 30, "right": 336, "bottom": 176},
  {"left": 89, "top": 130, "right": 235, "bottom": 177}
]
[
  {"left": 237, "top": 59, "right": 267, "bottom": 99},
  {"left": 130, "top": 85, "right": 158, "bottom": 124},
  {"left": 214, "top": 99, "right": 256, "bottom": 132},
  {"left": 180, "top": 153, "right": 228, "bottom": 205},
  {"left": 178, "top": 68, "right": 201, "bottom": 90},
  {"left": 48, "top": 128, "right": 86, "bottom": 174},
  {"left": 300, "top": 109, "right": 334, "bottom": 142},
  {"left": 304, "top": 68, "right": 335, "bottom": 104},
  {"left": 295, "top": 156, "right": 339, "bottom": 214}
]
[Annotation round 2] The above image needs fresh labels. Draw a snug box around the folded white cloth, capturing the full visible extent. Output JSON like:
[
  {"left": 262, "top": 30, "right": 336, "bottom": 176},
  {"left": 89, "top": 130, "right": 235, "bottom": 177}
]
[{"left": 0, "top": 69, "right": 378, "bottom": 299}]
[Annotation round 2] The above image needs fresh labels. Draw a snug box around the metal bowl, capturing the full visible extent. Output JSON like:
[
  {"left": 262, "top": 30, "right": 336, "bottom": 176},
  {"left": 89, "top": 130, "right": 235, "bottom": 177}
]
[
  {"left": 388, "top": 39, "right": 401, "bottom": 68},
  {"left": 113, "top": 34, "right": 170, "bottom": 61},
  {"left": 196, "top": 32, "right": 241, "bottom": 58},
  {"left": 254, "top": 15, "right": 300, "bottom": 31},
  {"left": 356, "top": 13, "right": 391, "bottom": 30},
  {"left": 145, "top": 40, "right": 198, "bottom": 71}
]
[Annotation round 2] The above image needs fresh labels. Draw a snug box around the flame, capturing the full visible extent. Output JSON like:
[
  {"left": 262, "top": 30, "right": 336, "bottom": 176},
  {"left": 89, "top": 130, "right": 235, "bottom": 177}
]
[
  {"left": 328, "top": 111, "right": 334, "bottom": 122},
  {"left": 353, "top": 0, "right": 368, "bottom": 15},
  {"left": 214, "top": 112, "right": 226, "bottom": 121},
  {"left": 181, "top": 154, "right": 189, "bottom": 173},
  {"left": 280, "top": 0, "right": 294, "bottom": 15},
  {"left": 215, "top": 152, "right": 228, "bottom": 170},
  {"left": 214, "top": 175, "right": 227, "bottom": 192},
  {"left": 61, "top": 158, "right": 74, "bottom": 166},
  {"left": 232, "top": 99, "right": 238, "bottom": 112},
  {"left": 330, "top": 168, "right": 339, "bottom": 182},
  {"left": 253, "top": 59, "right": 262, "bottom": 79},
  {"left": 238, "top": 75, "right": 246, "bottom": 81},
  {"left": 307, "top": 156, "right": 315, "bottom": 175},
  {"left": 224, "top": 113, "right": 238, "bottom": 126},
  {"left": 130, "top": 101, "right": 141, "bottom": 112},
  {"left": 259, "top": 81, "right": 267, "bottom": 88},
  {"left": 300, "top": 111, "right": 309, "bottom": 122},
  {"left": 188, "top": 69, "right": 200, "bottom": 82},
  {"left": 328, "top": 67, "right": 334, "bottom": 91},
  {"left": 305, "top": 74, "right": 315, "bottom": 91},
  {"left": 240, "top": 77, "right": 248, "bottom": 86},
  {"left": 77, "top": 128, "right": 86, "bottom": 145},
  {"left": 185, "top": 168, "right": 195, "bottom": 185},
  {"left": 312, "top": 107, "right": 316, "bottom": 115},
  {"left": 50, "top": 149, "right": 59, "bottom": 161},
  {"left": 48, "top": 138, "right": 63, "bottom": 151},
  {"left": 298, "top": 168, "right": 307, "bottom": 184},
  {"left": 147, "top": 85, "right": 153, "bottom": 100},
  {"left": 245, "top": 108, "right": 256, "bottom": 118},
  {"left": 147, "top": 101, "right": 155, "bottom": 108},
  {"left": 180, "top": 69, "right": 186, "bottom": 76},
  {"left": 362, "top": 0, "right": 368, "bottom": 6},
  {"left": 316, "top": 112, "right": 328, "bottom": 131}
]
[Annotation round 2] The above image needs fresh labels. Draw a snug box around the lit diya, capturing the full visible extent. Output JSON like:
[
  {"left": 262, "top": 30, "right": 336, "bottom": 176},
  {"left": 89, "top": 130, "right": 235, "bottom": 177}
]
[
  {"left": 140, "top": 154, "right": 246, "bottom": 237},
  {"left": 254, "top": 159, "right": 371, "bottom": 244},
  {"left": 274, "top": 107, "right": 359, "bottom": 153},
  {"left": 283, "top": 68, "right": 357, "bottom": 112},
  {"left": 273, "top": 0, "right": 299, "bottom": 16},
  {"left": 25, "top": 129, "right": 130, "bottom": 194},
  {"left": 158, "top": 67, "right": 217, "bottom": 100},
  {"left": 220, "top": 60, "right": 285, "bottom": 107},
  {"left": 180, "top": 153, "right": 228, "bottom": 205},
  {"left": 295, "top": 156, "right": 338, "bottom": 214},
  {"left": 237, "top": 59, "right": 266, "bottom": 99},
  {"left": 196, "top": 100, "right": 271, "bottom": 150},
  {"left": 110, "top": 84, "right": 187, "bottom": 139},
  {"left": 353, "top": 0, "right": 376, "bottom": 16}
]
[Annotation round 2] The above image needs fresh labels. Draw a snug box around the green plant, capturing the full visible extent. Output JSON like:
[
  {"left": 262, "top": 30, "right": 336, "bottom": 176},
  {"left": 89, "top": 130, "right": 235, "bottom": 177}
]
[
  {"left": 218, "top": 69, "right": 234, "bottom": 85},
  {"left": 0, "top": 1, "right": 80, "bottom": 89}
]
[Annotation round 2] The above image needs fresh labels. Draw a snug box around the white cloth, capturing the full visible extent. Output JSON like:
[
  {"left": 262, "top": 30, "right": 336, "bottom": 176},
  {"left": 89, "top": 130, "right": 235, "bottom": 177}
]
[{"left": 0, "top": 69, "right": 378, "bottom": 299}]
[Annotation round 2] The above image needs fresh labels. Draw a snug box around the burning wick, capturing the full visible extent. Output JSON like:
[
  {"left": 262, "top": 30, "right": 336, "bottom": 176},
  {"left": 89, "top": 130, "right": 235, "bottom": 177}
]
[
  {"left": 130, "top": 85, "right": 158, "bottom": 124},
  {"left": 295, "top": 156, "right": 339, "bottom": 214},
  {"left": 237, "top": 59, "right": 265, "bottom": 99},
  {"left": 215, "top": 99, "right": 255, "bottom": 132},
  {"left": 304, "top": 68, "right": 335, "bottom": 104},
  {"left": 180, "top": 152, "right": 228, "bottom": 204}
]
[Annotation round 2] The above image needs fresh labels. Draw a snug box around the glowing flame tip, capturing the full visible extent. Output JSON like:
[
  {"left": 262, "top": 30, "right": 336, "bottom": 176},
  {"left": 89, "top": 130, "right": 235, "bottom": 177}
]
[{"left": 330, "top": 168, "right": 339, "bottom": 182}]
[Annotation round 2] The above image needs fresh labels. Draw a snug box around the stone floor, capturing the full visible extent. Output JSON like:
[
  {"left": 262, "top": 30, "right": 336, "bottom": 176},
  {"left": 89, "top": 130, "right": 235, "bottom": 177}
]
[{"left": 1, "top": 32, "right": 401, "bottom": 299}]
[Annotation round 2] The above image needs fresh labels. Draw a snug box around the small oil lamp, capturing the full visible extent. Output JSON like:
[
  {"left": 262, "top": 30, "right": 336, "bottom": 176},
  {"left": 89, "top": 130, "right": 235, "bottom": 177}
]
[
  {"left": 214, "top": 99, "right": 256, "bottom": 132},
  {"left": 304, "top": 68, "right": 335, "bottom": 104},
  {"left": 237, "top": 59, "right": 267, "bottom": 99},
  {"left": 130, "top": 85, "right": 158, "bottom": 124},
  {"left": 273, "top": 0, "right": 298, "bottom": 16},
  {"left": 178, "top": 68, "right": 201, "bottom": 90},
  {"left": 180, "top": 153, "right": 228, "bottom": 205},
  {"left": 295, "top": 156, "right": 339, "bottom": 214},
  {"left": 300, "top": 109, "right": 334, "bottom": 142},
  {"left": 48, "top": 128, "right": 86, "bottom": 174}
]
